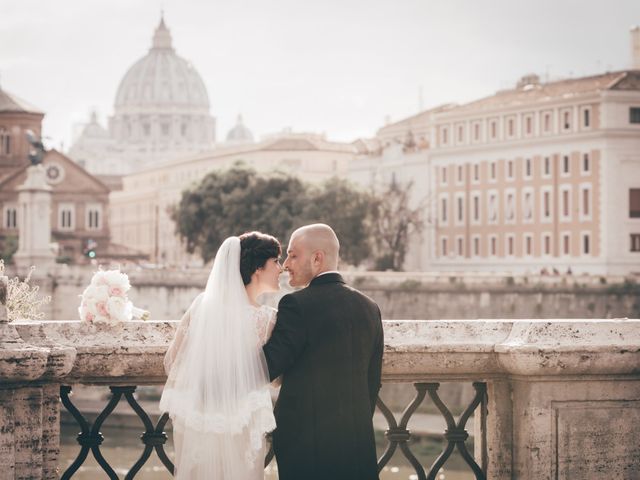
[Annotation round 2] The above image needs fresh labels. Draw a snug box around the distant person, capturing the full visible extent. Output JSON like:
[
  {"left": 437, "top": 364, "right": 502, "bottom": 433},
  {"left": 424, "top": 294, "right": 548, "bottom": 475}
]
[{"left": 263, "top": 223, "right": 384, "bottom": 480}]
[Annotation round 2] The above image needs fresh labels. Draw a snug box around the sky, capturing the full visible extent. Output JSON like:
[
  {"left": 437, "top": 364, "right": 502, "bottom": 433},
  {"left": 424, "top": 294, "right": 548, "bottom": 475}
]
[{"left": 1, "top": 0, "right": 638, "bottom": 150}]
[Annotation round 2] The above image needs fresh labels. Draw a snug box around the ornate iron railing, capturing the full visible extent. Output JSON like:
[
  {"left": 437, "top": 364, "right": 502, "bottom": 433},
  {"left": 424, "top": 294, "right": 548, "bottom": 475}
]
[{"left": 60, "top": 382, "right": 486, "bottom": 479}]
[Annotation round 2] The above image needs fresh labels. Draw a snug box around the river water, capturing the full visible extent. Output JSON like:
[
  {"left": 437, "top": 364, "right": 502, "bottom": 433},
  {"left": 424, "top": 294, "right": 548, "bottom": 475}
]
[{"left": 60, "top": 424, "right": 474, "bottom": 479}]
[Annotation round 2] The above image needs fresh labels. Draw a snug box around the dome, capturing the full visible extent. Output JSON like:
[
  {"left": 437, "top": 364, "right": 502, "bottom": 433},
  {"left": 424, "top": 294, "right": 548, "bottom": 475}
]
[
  {"left": 113, "top": 16, "right": 210, "bottom": 112},
  {"left": 226, "top": 115, "right": 254, "bottom": 143}
]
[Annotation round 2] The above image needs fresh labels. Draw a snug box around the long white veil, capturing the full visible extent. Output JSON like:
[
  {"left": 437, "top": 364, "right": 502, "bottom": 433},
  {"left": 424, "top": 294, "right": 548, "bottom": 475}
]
[{"left": 160, "top": 236, "right": 275, "bottom": 478}]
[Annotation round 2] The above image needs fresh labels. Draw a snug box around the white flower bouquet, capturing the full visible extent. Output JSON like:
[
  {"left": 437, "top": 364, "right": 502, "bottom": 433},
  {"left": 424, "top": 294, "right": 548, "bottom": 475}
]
[{"left": 78, "top": 269, "right": 149, "bottom": 324}]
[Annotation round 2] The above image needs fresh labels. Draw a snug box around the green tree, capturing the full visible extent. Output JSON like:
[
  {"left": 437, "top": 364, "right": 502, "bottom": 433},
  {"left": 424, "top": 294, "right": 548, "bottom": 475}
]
[
  {"left": 302, "top": 178, "right": 375, "bottom": 266},
  {"left": 372, "top": 181, "right": 426, "bottom": 271},
  {"left": 172, "top": 166, "right": 308, "bottom": 262}
]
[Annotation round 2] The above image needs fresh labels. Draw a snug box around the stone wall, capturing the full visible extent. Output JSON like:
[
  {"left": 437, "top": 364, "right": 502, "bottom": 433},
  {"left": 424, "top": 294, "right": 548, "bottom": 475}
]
[{"left": 28, "top": 265, "right": 640, "bottom": 321}]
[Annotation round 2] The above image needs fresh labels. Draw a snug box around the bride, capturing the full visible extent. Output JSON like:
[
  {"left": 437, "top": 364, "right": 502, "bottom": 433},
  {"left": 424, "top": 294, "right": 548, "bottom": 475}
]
[{"left": 160, "top": 232, "right": 282, "bottom": 479}]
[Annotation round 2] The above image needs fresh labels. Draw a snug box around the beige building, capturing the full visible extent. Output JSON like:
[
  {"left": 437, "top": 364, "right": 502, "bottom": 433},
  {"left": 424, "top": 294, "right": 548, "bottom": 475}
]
[
  {"left": 430, "top": 70, "right": 640, "bottom": 275},
  {"left": 110, "top": 132, "right": 356, "bottom": 264}
]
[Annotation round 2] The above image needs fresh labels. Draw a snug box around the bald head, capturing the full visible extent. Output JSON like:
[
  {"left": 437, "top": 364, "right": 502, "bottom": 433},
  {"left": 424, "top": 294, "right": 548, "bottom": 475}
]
[
  {"left": 291, "top": 223, "right": 340, "bottom": 268},
  {"left": 284, "top": 224, "right": 340, "bottom": 286}
]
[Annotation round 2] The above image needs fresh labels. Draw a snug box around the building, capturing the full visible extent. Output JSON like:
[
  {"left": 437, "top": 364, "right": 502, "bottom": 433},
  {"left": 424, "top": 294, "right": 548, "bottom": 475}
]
[
  {"left": 430, "top": 70, "right": 640, "bottom": 275},
  {"left": 68, "top": 16, "right": 216, "bottom": 175},
  {"left": 0, "top": 86, "right": 112, "bottom": 264},
  {"left": 109, "top": 132, "right": 357, "bottom": 264}
]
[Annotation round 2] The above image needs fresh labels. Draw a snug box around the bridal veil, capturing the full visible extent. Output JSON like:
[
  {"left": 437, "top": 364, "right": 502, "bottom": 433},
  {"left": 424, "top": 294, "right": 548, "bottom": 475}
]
[{"left": 160, "top": 236, "right": 275, "bottom": 479}]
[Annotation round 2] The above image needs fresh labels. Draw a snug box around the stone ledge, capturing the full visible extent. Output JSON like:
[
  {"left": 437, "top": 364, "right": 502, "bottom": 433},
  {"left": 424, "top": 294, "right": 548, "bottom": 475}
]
[{"left": 0, "top": 319, "right": 637, "bottom": 384}]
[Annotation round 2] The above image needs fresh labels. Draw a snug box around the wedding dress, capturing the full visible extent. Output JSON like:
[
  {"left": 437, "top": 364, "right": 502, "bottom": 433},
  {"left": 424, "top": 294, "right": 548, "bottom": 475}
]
[{"left": 160, "top": 237, "right": 277, "bottom": 479}]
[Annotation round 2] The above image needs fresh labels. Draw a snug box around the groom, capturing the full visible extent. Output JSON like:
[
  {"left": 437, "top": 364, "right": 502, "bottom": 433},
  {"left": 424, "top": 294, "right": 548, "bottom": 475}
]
[{"left": 263, "top": 223, "right": 383, "bottom": 480}]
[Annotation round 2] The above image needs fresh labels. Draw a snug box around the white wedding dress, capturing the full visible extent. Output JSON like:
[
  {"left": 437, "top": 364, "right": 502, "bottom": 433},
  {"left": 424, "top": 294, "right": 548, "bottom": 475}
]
[{"left": 160, "top": 237, "right": 277, "bottom": 480}]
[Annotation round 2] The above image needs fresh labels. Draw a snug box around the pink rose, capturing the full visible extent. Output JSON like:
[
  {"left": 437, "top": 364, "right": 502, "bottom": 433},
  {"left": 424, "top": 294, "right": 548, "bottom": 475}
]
[
  {"left": 85, "top": 311, "right": 95, "bottom": 322},
  {"left": 96, "top": 301, "right": 109, "bottom": 316},
  {"left": 109, "top": 286, "right": 125, "bottom": 297}
]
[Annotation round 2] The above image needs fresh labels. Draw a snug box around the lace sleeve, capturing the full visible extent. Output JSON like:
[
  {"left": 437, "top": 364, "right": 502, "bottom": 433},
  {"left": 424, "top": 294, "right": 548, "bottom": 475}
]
[
  {"left": 164, "top": 295, "right": 201, "bottom": 374},
  {"left": 255, "top": 306, "right": 277, "bottom": 346}
]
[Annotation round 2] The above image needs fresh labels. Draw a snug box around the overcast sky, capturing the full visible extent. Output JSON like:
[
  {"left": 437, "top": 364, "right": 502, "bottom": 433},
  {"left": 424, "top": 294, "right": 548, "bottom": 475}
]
[{"left": 1, "top": 0, "right": 638, "bottom": 149}]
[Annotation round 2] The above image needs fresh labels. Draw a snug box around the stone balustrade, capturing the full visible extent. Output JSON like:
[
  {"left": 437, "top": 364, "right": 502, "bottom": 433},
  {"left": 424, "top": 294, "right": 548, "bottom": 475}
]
[{"left": 1, "top": 294, "right": 639, "bottom": 479}]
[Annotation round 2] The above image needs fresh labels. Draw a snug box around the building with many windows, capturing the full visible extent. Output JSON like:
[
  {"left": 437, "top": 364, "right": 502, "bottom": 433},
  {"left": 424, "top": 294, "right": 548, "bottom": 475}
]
[{"left": 429, "top": 70, "right": 640, "bottom": 274}]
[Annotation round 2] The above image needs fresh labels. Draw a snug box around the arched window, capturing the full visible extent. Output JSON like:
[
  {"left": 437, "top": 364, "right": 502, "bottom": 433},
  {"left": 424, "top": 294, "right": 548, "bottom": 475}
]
[{"left": 0, "top": 127, "right": 11, "bottom": 155}]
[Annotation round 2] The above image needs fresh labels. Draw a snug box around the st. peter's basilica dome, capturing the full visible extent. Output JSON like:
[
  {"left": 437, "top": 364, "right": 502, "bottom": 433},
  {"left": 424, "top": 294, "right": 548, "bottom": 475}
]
[{"left": 113, "top": 17, "right": 210, "bottom": 111}]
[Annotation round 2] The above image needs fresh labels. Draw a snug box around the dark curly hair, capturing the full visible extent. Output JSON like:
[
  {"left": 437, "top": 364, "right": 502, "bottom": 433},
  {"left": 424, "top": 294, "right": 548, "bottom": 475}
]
[{"left": 239, "top": 231, "right": 281, "bottom": 285}]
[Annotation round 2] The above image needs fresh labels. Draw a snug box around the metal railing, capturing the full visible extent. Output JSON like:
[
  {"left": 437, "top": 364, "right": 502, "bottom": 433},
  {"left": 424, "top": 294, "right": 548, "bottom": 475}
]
[{"left": 60, "top": 382, "right": 486, "bottom": 479}]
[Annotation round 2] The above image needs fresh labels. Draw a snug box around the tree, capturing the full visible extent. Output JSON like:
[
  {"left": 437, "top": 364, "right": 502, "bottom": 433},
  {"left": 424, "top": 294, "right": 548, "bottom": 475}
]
[
  {"left": 302, "top": 178, "right": 376, "bottom": 266},
  {"left": 371, "top": 181, "right": 426, "bottom": 271},
  {"left": 172, "top": 166, "right": 308, "bottom": 262}
]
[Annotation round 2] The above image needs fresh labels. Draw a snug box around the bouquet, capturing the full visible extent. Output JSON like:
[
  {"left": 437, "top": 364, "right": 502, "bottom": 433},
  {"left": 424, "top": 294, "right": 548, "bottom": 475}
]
[{"left": 78, "top": 269, "right": 149, "bottom": 324}]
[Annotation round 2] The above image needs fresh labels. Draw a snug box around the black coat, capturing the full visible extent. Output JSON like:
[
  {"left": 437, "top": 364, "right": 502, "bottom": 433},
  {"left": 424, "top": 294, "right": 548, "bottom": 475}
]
[{"left": 262, "top": 273, "right": 383, "bottom": 480}]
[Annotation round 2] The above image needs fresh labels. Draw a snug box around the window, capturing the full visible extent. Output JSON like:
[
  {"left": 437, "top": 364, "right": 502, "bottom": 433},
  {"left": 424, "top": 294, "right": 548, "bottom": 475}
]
[
  {"left": 505, "top": 191, "right": 515, "bottom": 222},
  {"left": 507, "top": 117, "right": 515, "bottom": 137},
  {"left": 490, "top": 120, "right": 498, "bottom": 139},
  {"left": 143, "top": 123, "right": 151, "bottom": 136},
  {"left": 524, "top": 115, "right": 533, "bottom": 135},
  {"left": 630, "top": 189, "right": 640, "bottom": 218},
  {"left": 457, "top": 125, "right": 464, "bottom": 143},
  {"left": 442, "top": 127, "right": 449, "bottom": 145},
  {"left": 3, "top": 205, "right": 17, "bottom": 229},
  {"left": 457, "top": 236, "right": 464, "bottom": 256},
  {"left": 506, "top": 160, "right": 514, "bottom": 179},
  {"left": 630, "top": 107, "right": 640, "bottom": 124},
  {"left": 524, "top": 235, "right": 533, "bottom": 256},
  {"left": 181, "top": 123, "right": 188, "bottom": 136},
  {"left": 86, "top": 204, "right": 102, "bottom": 230},
  {"left": 473, "top": 164, "right": 480, "bottom": 182},
  {"left": 58, "top": 203, "right": 75, "bottom": 230},
  {"left": 523, "top": 190, "right": 534, "bottom": 222},
  {"left": 581, "top": 186, "right": 591, "bottom": 219},
  {"left": 490, "top": 236, "right": 497, "bottom": 256},
  {"left": 582, "top": 233, "right": 591, "bottom": 255},
  {"left": 472, "top": 194, "right": 480, "bottom": 222},
  {"left": 490, "top": 162, "right": 496, "bottom": 180},
  {"left": 582, "top": 153, "right": 590, "bottom": 173},
  {"left": 0, "top": 127, "right": 11, "bottom": 155},
  {"left": 543, "top": 156, "right": 551, "bottom": 177},
  {"left": 562, "top": 155, "right": 570, "bottom": 175},
  {"left": 473, "top": 236, "right": 480, "bottom": 256},
  {"left": 543, "top": 190, "right": 551, "bottom": 219},
  {"left": 441, "top": 166, "right": 448, "bottom": 185},
  {"left": 631, "top": 234, "right": 640, "bottom": 252},
  {"left": 457, "top": 195, "right": 464, "bottom": 223},
  {"left": 543, "top": 234, "right": 551, "bottom": 256},
  {"left": 543, "top": 112, "right": 551, "bottom": 133},
  {"left": 562, "top": 110, "right": 571, "bottom": 130},
  {"left": 583, "top": 108, "right": 590, "bottom": 128},
  {"left": 524, "top": 158, "right": 532, "bottom": 178},
  {"left": 441, "top": 197, "right": 448, "bottom": 224},
  {"left": 441, "top": 237, "right": 448, "bottom": 257},
  {"left": 473, "top": 123, "right": 480, "bottom": 141},
  {"left": 507, "top": 235, "right": 515, "bottom": 256},
  {"left": 561, "top": 187, "right": 571, "bottom": 220},
  {"left": 562, "top": 233, "right": 571, "bottom": 256},
  {"left": 488, "top": 192, "right": 498, "bottom": 223},
  {"left": 457, "top": 165, "right": 464, "bottom": 183},
  {"left": 161, "top": 123, "right": 170, "bottom": 135}
]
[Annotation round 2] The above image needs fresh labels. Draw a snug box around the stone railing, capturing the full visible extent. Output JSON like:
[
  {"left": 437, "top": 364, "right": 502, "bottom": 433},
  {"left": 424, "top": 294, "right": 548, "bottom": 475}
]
[{"left": 1, "top": 294, "right": 639, "bottom": 479}]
